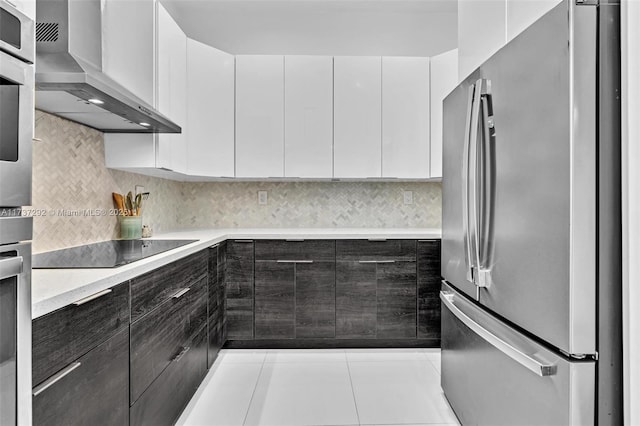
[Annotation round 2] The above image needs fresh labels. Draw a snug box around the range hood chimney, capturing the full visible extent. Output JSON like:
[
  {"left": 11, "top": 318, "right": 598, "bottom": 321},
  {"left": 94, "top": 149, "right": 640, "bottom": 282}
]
[{"left": 35, "top": 0, "right": 181, "bottom": 133}]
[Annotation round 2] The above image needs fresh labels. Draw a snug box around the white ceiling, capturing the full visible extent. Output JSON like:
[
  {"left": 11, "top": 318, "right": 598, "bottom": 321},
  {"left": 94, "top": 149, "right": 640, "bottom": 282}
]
[{"left": 160, "top": 0, "right": 458, "bottom": 57}]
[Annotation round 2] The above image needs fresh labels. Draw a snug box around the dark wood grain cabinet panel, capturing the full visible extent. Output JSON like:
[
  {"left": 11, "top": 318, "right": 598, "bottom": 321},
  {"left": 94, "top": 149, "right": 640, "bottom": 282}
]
[
  {"left": 296, "top": 261, "right": 336, "bottom": 338},
  {"left": 336, "top": 261, "right": 377, "bottom": 338},
  {"left": 377, "top": 261, "right": 417, "bottom": 339},
  {"left": 336, "top": 240, "right": 416, "bottom": 262},
  {"left": 32, "top": 281, "right": 129, "bottom": 386},
  {"left": 417, "top": 240, "right": 441, "bottom": 341},
  {"left": 255, "top": 240, "right": 335, "bottom": 261},
  {"left": 130, "top": 275, "right": 207, "bottom": 403},
  {"left": 225, "top": 240, "right": 254, "bottom": 339},
  {"left": 33, "top": 328, "right": 129, "bottom": 426},
  {"left": 130, "top": 250, "right": 208, "bottom": 322},
  {"left": 255, "top": 261, "right": 295, "bottom": 338},
  {"left": 130, "top": 324, "right": 208, "bottom": 426},
  {"left": 208, "top": 243, "right": 226, "bottom": 367}
]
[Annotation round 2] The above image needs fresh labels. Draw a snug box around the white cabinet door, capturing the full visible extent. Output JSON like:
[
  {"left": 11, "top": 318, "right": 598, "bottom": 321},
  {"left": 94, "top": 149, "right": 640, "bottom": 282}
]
[
  {"left": 187, "top": 39, "right": 235, "bottom": 177},
  {"left": 235, "top": 55, "right": 285, "bottom": 178},
  {"left": 11, "top": 0, "right": 35, "bottom": 20},
  {"left": 156, "top": 3, "right": 187, "bottom": 173},
  {"left": 458, "top": 0, "right": 506, "bottom": 81},
  {"left": 333, "top": 56, "right": 382, "bottom": 178},
  {"left": 284, "top": 56, "right": 333, "bottom": 178},
  {"left": 381, "top": 57, "right": 430, "bottom": 179},
  {"left": 506, "top": 0, "right": 562, "bottom": 41},
  {"left": 102, "top": 0, "right": 155, "bottom": 106},
  {"left": 429, "top": 49, "right": 458, "bottom": 179}
]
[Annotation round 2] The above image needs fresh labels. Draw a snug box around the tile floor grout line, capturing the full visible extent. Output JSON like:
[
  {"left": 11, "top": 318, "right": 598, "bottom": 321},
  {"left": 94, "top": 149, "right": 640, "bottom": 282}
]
[
  {"left": 241, "top": 352, "right": 268, "bottom": 426},
  {"left": 344, "top": 357, "right": 362, "bottom": 426}
]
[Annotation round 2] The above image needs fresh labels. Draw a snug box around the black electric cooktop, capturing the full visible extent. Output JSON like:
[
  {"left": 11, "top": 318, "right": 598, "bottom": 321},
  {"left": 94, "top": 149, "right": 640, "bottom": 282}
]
[{"left": 32, "top": 239, "right": 198, "bottom": 269}]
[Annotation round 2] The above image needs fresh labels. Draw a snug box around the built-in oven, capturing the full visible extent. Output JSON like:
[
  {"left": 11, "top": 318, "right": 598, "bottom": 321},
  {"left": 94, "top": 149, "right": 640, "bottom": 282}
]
[
  {"left": 0, "top": 0, "right": 34, "bottom": 208},
  {"left": 0, "top": 242, "right": 31, "bottom": 426}
]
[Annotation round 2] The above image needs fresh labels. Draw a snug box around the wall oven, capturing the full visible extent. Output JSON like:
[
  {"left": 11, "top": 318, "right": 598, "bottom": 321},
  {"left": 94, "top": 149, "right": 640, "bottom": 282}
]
[
  {"left": 0, "top": 1, "right": 34, "bottom": 425},
  {"left": 1, "top": 0, "right": 34, "bottom": 208}
]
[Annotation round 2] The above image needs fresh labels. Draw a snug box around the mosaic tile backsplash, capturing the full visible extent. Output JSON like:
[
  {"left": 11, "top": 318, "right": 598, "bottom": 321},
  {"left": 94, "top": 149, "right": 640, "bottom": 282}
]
[{"left": 31, "top": 111, "right": 442, "bottom": 253}]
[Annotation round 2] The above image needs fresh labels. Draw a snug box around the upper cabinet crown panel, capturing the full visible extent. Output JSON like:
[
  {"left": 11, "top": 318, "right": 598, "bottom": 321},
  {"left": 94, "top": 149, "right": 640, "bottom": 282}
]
[
  {"left": 382, "top": 57, "right": 430, "bottom": 179},
  {"left": 187, "top": 40, "right": 235, "bottom": 178},
  {"left": 284, "top": 56, "right": 334, "bottom": 178},
  {"left": 333, "top": 56, "right": 382, "bottom": 179},
  {"left": 430, "top": 49, "right": 458, "bottom": 179},
  {"left": 235, "top": 55, "right": 285, "bottom": 178}
]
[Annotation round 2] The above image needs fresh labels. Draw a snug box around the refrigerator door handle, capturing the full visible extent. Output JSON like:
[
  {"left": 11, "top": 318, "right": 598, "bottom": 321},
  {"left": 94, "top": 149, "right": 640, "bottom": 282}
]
[
  {"left": 475, "top": 79, "right": 495, "bottom": 288},
  {"left": 440, "top": 290, "right": 557, "bottom": 377},
  {"left": 468, "top": 80, "right": 483, "bottom": 286},
  {"left": 462, "top": 84, "right": 476, "bottom": 284}
]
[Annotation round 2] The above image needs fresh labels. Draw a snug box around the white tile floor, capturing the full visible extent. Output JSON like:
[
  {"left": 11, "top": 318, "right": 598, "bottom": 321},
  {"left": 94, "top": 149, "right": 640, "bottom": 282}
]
[{"left": 177, "top": 348, "right": 460, "bottom": 426}]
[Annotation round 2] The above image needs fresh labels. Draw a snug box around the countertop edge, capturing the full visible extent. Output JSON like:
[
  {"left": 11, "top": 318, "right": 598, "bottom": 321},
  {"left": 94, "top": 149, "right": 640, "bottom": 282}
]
[{"left": 32, "top": 228, "right": 441, "bottom": 319}]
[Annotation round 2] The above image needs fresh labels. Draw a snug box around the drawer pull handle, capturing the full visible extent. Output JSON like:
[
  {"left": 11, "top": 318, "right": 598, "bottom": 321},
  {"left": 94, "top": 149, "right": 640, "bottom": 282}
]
[
  {"left": 285, "top": 239, "right": 305, "bottom": 242},
  {"left": 368, "top": 238, "right": 387, "bottom": 242},
  {"left": 276, "top": 260, "right": 314, "bottom": 264},
  {"left": 358, "top": 260, "right": 396, "bottom": 264},
  {"left": 172, "top": 288, "right": 191, "bottom": 299},
  {"left": 73, "top": 289, "right": 112, "bottom": 306},
  {"left": 209, "top": 244, "right": 219, "bottom": 249},
  {"left": 234, "top": 240, "right": 253, "bottom": 243},
  {"left": 33, "top": 362, "right": 82, "bottom": 396},
  {"left": 172, "top": 346, "right": 190, "bottom": 362}
]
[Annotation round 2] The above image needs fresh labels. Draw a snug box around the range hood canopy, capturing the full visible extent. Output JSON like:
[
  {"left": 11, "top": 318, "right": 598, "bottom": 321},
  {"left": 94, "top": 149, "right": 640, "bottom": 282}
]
[{"left": 35, "top": 0, "right": 181, "bottom": 134}]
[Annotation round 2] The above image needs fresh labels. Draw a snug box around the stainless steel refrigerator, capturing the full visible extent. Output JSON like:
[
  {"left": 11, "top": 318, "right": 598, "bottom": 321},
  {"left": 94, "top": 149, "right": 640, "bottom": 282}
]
[{"left": 440, "top": 0, "right": 622, "bottom": 425}]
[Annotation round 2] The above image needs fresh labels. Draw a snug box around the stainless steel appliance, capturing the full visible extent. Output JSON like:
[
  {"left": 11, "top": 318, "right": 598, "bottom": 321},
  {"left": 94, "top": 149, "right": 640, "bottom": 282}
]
[
  {"left": 441, "top": 1, "right": 622, "bottom": 425},
  {"left": 0, "top": 2, "right": 34, "bottom": 424},
  {"left": 34, "top": 0, "right": 180, "bottom": 133}
]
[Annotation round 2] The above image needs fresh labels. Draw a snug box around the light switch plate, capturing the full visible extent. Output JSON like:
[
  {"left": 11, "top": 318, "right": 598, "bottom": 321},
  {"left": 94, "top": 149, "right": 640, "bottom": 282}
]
[
  {"left": 403, "top": 190, "right": 413, "bottom": 205},
  {"left": 258, "top": 190, "right": 268, "bottom": 205}
]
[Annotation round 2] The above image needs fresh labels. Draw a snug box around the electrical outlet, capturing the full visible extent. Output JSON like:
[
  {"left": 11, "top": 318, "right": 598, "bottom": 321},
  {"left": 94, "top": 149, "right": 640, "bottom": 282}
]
[
  {"left": 258, "top": 190, "right": 268, "bottom": 205},
  {"left": 403, "top": 190, "right": 413, "bottom": 205},
  {"left": 135, "top": 185, "right": 145, "bottom": 196}
]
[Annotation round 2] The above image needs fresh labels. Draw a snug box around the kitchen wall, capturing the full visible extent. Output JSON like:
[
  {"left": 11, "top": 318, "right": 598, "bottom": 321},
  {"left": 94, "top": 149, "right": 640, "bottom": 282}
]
[{"left": 32, "top": 111, "right": 442, "bottom": 253}]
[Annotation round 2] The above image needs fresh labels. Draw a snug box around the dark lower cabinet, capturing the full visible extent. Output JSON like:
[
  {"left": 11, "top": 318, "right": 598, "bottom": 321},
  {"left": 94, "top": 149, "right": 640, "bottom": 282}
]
[
  {"left": 33, "top": 328, "right": 129, "bottom": 426},
  {"left": 130, "top": 325, "right": 208, "bottom": 426},
  {"left": 225, "top": 240, "right": 254, "bottom": 339},
  {"left": 208, "top": 243, "right": 226, "bottom": 367},
  {"left": 376, "top": 261, "right": 417, "bottom": 338},
  {"left": 336, "top": 261, "right": 377, "bottom": 338},
  {"left": 255, "top": 261, "right": 295, "bottom": 338},
  {"left": 130, "top": 275, "right": 207, "bottom": 403},
  {"left": 295, "top": 261, "right": 336, "bottom": 338},
  {"left": 417, "top": 240, "right": 441, "bottom": 342},
  {"left": 32, "top": 281, "right": 129, "bottom": 386}
]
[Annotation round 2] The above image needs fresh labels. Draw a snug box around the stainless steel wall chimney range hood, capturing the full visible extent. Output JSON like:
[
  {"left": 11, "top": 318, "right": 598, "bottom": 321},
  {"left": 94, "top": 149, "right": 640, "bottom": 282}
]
[{"left": 34, "top": 0, "right": 181, "bottom": 133}]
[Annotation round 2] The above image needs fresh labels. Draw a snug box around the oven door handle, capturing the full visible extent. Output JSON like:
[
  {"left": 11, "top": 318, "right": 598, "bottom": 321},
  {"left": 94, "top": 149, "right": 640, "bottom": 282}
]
[{"left": 0, "top": 256, "right": 23, "bottom": 280}]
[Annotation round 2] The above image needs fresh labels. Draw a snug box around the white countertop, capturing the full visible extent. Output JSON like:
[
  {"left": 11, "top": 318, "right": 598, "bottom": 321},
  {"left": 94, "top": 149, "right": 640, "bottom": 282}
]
[{"left": 31, "top": 228, "right": 441, "bottom": 319}]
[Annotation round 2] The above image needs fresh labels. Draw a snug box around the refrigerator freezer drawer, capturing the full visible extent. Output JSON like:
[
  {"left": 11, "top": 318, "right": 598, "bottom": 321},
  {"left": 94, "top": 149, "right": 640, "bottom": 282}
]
[{"left": 441, "top": 283, "right": 594, "bottom": 426}]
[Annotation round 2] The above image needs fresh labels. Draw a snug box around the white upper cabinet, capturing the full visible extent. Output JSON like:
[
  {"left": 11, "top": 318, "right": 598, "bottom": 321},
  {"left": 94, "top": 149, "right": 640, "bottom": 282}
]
[
  {"left": 333, "top": 56, "right": 382, "bottom": 178},
  {"left": 506, "top": 0, "right": 562, "bottom": 41},
  {"left": 458, "top": 0, "right": 506, "bottom": 81},
  {"left": 102, "top": 0, "right": 155, "bottom": 105},
  {"left": 156, "top": 3, "right": 187, "bottom": 173},
  {"left": 11, "top": 0, "right": 35, "bottom": 20},
  {"left": 430, "top": 49, "right": 458, "bottom": 179},
  {"left": 235, "top": 55, "right": 285, "bottom": 178},
  {"left": 381, "top": 57, "right": 430, "bottom": 179},
  {"left": 284, "top": 56, "right": 333, "bottom": 178},
  {"left": 187, "top": 39, "right": 235, "bottom": 177}
]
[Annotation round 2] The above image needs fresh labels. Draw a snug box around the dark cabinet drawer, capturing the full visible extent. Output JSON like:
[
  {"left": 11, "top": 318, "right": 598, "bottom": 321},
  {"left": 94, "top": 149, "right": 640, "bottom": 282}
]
[
  {"left": 417, "top": 240, "right": 441, "bottom": 341},
  {"left": 130, "top": 324, "right": 208, "bottom": 426},
  {"left": 32, "top": 281, "right": 129, "bottom": 386},
  {"left": 130, "top": 275, "right": 207, "bottom": 403},
  {"left": 33, "top": 328, "right": 129, "bottom": 426},
  {"left": 336, "top": 240, "right": 416, "bottom": 262},
  {"left": 131, "top": 250, "right": 208, "bottom": 322},
  {"left": 208, "top": 243, "right": 226, "bottom": 367},
  {"left": 255, "top": 240, "right": 335, "bottom": 262},
  {"left": 226, "top": 240, "right": 254, "bottom": 339}
]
